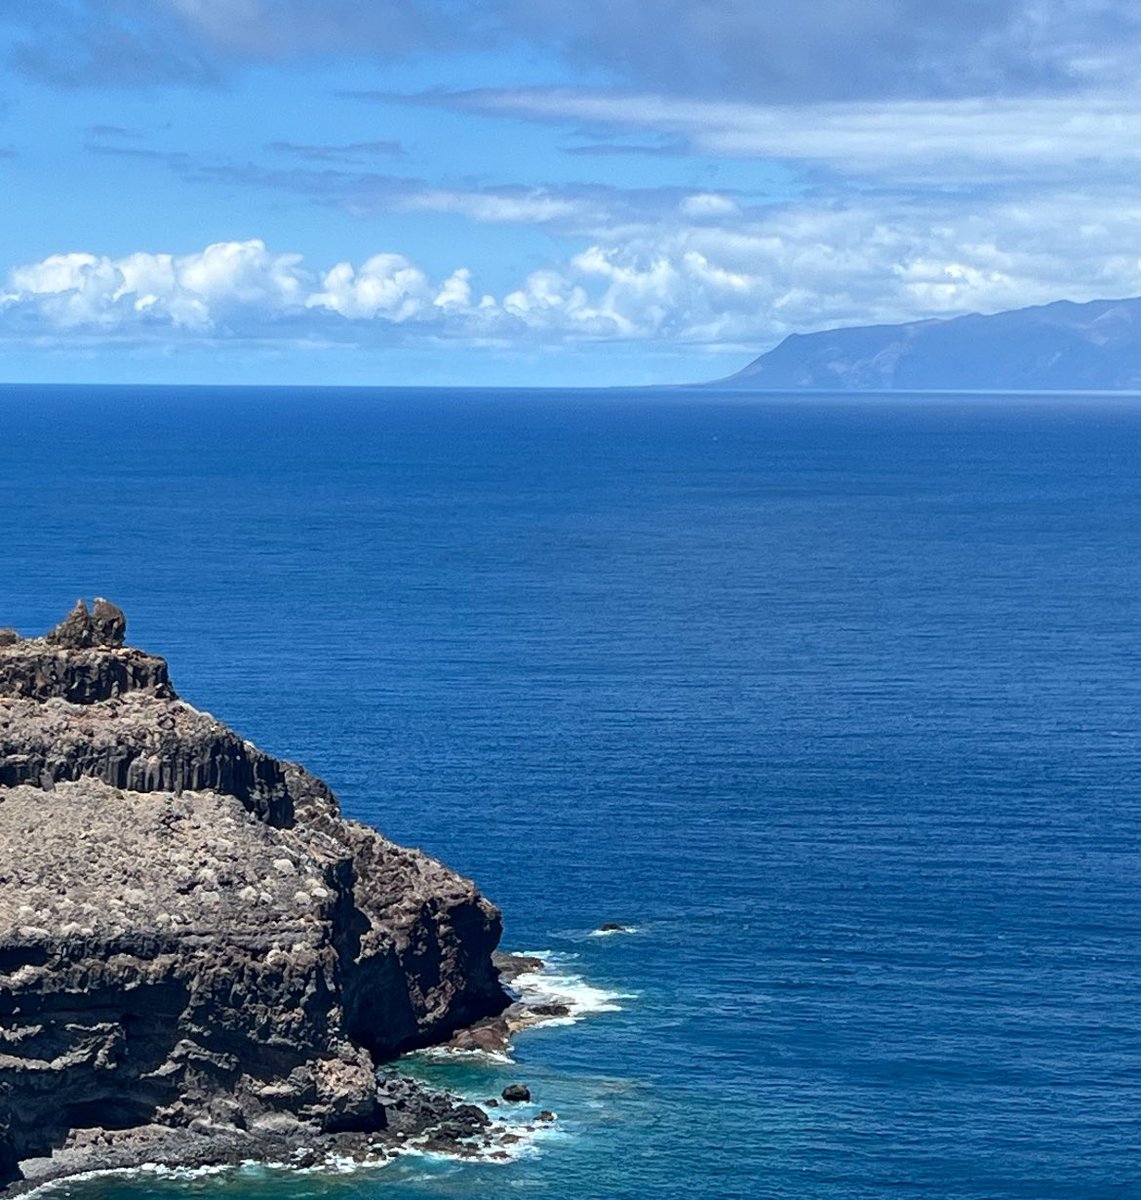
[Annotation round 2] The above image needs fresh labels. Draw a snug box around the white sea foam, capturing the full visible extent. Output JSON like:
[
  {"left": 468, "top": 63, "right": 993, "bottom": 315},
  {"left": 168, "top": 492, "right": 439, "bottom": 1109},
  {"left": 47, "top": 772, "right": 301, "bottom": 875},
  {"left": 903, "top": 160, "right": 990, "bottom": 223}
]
[
  {"left": 510, "top": 951, "right": 634, "bottom": 1026},
  {"left": 297, "top": 1152, "right": 392, "bottom": 1175},
  {"left": 19, "top": 1109, "right": 561, "bottom": 1193},
  {"left": 413, "top": 1043, "right": 516, "bottom": 1065},
  {"left": 410, "top": 952, "right": 631, "bottom": 1068},
  {"left": 21, "top": 1161, "right": 236, "bottom": 1197},
  {"left": 394, "top": 1113, "right": 560, "bottom": 1167},
  {"left": 25, "top": 957, "right": 618, "bottom": 1195}
]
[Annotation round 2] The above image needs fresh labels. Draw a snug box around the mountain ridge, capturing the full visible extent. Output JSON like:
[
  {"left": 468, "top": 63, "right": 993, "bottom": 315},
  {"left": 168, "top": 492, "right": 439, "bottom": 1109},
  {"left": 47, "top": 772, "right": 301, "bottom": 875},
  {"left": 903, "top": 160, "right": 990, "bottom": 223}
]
[{"left": 711, "top": 295, "right": 1141, "bottom": 391}]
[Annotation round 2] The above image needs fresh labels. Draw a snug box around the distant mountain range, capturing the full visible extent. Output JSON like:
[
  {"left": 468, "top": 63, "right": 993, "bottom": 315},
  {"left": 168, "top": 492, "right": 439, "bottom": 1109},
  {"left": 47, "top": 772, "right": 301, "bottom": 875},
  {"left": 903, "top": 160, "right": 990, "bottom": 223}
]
[{"left": 712, "top": 296, "right": 1141, "bottom": 391}]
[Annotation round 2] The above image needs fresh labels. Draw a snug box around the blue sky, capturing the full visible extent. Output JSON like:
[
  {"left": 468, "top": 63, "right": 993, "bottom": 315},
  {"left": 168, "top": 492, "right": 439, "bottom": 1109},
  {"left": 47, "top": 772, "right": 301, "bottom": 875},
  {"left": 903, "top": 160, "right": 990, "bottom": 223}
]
[{"left": 3, "top": 1, "right": 1141, "bottom": 386}]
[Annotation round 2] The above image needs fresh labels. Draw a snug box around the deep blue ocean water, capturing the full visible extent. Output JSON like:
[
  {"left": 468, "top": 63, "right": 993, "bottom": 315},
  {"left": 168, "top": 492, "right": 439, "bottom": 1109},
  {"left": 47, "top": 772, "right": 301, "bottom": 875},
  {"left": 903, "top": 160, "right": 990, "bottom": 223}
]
[{"left": 3, "top": 385, "right": 1141, "bottom": 1199}]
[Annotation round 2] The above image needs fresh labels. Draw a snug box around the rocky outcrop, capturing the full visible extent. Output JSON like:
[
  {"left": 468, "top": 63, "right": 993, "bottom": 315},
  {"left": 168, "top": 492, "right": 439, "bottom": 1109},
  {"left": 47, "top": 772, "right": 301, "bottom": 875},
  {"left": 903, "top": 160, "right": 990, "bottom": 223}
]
[
  {"left": 0, "top": 601, "right": 171, "bottom": 705},
  {"left": 0, "top": 603, "right": 509, "bottom": 1190}
]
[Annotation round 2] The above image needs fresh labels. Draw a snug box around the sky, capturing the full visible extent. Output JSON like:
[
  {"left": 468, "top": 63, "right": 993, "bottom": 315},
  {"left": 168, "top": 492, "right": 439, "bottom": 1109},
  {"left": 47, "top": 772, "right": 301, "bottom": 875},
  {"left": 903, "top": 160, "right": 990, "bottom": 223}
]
[{"left": 2, "top": 0, "right": 1141, "bottom": 386}]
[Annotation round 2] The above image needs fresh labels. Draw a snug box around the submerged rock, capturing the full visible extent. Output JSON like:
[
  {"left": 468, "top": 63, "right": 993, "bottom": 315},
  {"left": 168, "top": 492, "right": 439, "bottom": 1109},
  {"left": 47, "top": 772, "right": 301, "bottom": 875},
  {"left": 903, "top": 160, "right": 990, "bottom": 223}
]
[
  {"left": 529, "top": 1002, "right": 571, "bottom": 1018},
  {"left": 0, "top": 602, "right": 511, "bottom": 1191}
]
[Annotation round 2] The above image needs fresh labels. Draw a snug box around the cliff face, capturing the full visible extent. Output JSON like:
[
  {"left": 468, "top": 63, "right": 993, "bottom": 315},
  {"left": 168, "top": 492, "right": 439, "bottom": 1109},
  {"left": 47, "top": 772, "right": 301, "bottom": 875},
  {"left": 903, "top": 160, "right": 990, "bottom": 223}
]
[{"left": 0, "top": 602, "right": 507, "bottom": 1187}]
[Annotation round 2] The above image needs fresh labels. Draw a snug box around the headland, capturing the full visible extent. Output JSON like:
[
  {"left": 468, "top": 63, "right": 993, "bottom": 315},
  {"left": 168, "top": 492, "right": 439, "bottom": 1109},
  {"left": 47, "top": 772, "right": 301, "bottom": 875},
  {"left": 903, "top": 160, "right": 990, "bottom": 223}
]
[{"left": 0, "top": 601, "right": 530, "bottom": 1191}]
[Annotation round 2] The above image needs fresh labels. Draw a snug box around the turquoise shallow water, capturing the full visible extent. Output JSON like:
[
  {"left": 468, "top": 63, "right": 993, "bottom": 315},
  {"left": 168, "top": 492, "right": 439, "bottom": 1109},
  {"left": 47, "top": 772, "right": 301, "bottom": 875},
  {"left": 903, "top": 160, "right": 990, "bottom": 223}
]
[{"left": 3, "top": 386, "right": 1141, "bottom": 1199}]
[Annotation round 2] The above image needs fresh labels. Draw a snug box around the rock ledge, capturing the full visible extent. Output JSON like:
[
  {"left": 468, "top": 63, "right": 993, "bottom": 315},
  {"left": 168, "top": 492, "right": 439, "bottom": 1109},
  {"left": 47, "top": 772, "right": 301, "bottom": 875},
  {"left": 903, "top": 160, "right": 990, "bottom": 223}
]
[{"left": 0, "top": 603, "right": 510, "bottom": 1190}]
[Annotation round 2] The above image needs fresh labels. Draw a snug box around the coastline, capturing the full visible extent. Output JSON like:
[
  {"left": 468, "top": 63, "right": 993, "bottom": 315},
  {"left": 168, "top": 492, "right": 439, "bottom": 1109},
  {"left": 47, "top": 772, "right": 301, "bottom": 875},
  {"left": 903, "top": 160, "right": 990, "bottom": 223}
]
[
  {"left": 0, "top": 606, "right": 633, "bottom": 1197},
  {"left": 0, "top": 604, "right": 511, "bottom": 1193},
  {"left": 3, "top": 950, "right": 596, "bottom": 1197}
]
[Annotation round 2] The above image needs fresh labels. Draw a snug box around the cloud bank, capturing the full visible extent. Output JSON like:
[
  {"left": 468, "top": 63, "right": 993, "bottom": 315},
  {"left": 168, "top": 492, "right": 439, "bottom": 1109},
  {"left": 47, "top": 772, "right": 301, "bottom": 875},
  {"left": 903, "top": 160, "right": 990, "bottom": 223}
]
[
  {"left": 6, "top": 0, "right": 1141, "bottom": 100},
  {"left": 7, "top": 195, "right": 1141, "bottom": 356},
  {"left": 409, "top": 87, "right": 1141, "bottom": 184}
]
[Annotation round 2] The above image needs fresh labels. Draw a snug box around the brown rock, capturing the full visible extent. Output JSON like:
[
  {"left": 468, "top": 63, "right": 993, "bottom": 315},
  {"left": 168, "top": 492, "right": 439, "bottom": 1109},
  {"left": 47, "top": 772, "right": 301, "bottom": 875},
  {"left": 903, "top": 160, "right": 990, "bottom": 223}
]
[
  {"left": 449, "top": 1017, "right": 512, "bottom": 1054},
  {"left": 529, "top": 1003, "right": 571, "bottom": 1018},
  {"left": 492, "top": 952, "right": 544, "bottom": 985},
  {"left": 44, "top": 599, "right": 97, "bottom": 648},
  {"left": 0, "top": 604, "right": 510, "bottom": 1190},
  {"left": 91, "top": 598, "right": 127, "bottom": 647}
]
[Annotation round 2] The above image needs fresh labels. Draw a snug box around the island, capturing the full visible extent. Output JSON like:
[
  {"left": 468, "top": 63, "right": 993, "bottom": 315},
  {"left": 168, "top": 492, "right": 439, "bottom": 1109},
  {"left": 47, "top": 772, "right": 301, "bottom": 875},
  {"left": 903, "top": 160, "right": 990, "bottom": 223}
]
[
  {"left": 0, "top": 600, "right": 521, "bottom": 1190},
  {"left": 711, "top": 295, "right": 1141, "bottom": 391}
]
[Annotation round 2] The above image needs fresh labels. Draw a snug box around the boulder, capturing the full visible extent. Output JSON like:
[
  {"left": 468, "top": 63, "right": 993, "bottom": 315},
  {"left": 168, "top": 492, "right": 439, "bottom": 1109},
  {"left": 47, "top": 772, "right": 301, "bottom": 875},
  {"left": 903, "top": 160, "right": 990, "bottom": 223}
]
[{"left": 91, "top": 598, "right": 127, "bottom": 647}]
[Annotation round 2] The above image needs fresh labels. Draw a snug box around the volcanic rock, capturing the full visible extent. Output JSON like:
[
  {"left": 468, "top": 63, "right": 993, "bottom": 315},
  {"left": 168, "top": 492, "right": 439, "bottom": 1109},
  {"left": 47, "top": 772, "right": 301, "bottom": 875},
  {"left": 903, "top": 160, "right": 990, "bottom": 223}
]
[
  {"left": 529, "top": 1003, "right": 571, "bottom": 1018},
  {"left": 492, "top": 951, "right": 543, "bottom": 984},
  {"left": 0, "top": 603, "right": 510, "bottom": 1190}
]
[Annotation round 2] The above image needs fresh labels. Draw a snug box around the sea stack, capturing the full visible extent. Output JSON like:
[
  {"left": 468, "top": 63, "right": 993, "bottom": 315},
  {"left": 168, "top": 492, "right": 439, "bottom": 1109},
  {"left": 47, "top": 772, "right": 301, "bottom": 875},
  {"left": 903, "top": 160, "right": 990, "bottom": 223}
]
[{"left": 0, "top": 602, "right": 509, "bottom": 1188}]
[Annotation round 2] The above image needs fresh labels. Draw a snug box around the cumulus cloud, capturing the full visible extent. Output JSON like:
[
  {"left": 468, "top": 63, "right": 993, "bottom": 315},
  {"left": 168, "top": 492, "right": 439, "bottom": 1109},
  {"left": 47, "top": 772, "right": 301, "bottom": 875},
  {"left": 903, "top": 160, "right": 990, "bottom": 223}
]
[
  {"left": 306, "top": 253, "right": 433, "bottom": 321},
  {"left": 3, "top": 241, "right": 305, "bottom": 331},
  {"left": 6, "top": 194, "right": 1141, "bottom": 355}
]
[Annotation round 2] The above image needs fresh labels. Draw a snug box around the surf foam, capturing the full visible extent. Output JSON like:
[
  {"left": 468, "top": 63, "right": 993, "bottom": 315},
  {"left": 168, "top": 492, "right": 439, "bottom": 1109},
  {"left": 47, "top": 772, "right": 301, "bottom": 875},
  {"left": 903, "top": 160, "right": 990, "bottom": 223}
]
[{"left": 510, "top": 950, "right": 634, "bottom": 1025}]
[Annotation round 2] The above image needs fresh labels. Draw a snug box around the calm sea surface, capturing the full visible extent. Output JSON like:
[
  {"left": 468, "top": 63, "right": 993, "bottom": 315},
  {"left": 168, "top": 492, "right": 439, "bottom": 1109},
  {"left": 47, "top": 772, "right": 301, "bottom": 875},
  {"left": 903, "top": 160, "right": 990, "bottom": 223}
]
[{"left": 3, "top": 386, "right": 1141, "bottom": 1200}]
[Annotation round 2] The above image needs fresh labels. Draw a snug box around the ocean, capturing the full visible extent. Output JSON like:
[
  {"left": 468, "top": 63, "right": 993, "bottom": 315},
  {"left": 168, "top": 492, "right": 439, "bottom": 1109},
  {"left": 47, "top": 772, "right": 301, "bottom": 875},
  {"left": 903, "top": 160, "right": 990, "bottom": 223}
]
[{"left": 3, "top": 385, "right": 1141, "bottom": 1200}]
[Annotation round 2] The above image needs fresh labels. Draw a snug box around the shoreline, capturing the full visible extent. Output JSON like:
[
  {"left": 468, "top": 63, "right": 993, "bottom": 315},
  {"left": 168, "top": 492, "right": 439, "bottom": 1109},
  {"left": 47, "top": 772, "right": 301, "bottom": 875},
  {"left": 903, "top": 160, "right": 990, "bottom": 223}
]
[
  {"left": 0, "top": 605, "right": 511, "bottom": 1193},
  {"left": 3, "top": 953, "right": 566, "bottom": 1197}
]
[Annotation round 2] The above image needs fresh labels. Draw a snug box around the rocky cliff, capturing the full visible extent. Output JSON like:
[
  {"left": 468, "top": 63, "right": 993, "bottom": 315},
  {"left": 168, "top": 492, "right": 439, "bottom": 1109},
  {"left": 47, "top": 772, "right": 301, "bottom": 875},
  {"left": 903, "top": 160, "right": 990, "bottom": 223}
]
[{"left": 0, "top": 601, "right": 509, "bottom": 1189}]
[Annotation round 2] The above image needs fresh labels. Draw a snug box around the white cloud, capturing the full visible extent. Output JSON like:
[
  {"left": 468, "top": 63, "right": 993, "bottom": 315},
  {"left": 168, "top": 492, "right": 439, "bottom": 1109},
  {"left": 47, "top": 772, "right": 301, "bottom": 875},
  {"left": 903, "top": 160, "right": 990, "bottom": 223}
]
[
  {"left": 434, "top": 268, "right": 475, "bottom": 311},
  {"left": 395, "top": 189, "right": 589, "bottom": 225},
  {"left": 430, "top": 86, "right": 1141, "bottom": 181},
  {"left": 2, "top": 240, "right": 305, "bottom": 331},
  {"left": 306, "top": 253, "right": 432, "bottom": 320},
  {"left": 5, "top": 196, "right": 1141, "bottom": 356},
  {"left": 679, "top": 193, "right": 741, "bottom": 219},
  {"left": 176, "top": 239, "right": 304, "bottom": 306}
]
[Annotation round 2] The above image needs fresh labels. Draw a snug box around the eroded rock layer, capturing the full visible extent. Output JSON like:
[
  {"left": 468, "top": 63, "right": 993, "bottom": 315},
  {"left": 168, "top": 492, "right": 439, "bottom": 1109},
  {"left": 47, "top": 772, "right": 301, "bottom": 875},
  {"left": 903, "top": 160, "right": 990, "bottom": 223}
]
[{"left": 0, "top": 601, "right": 507, "bottom": 1188}]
